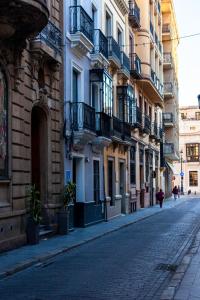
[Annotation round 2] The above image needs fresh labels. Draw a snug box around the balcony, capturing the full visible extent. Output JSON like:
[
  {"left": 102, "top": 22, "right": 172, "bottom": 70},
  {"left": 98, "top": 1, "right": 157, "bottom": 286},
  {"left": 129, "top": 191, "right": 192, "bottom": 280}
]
[
  {"left": 69, "top": 6, "right": 94, "bottom": 56},
  {"left": 119, "top": 51, "right": 130, "bottom": 79},
  {"left": 122, "top": 122, "right": 132, "bottom": 140},
  {"left": 71, "top": 102, "right": 96, "bottom": 145},
  {"left": 31, "top": 21, "right": 62, "bottom": 63},
  {"left": 143, "top": 114, "right": 151, "bottom": 134},
  {"left": 163, "top": 143, "right": 179, "bottom": 160},
  {"left": 129, "top": 2, "right": 140, "bottom": 28},
  {"left": 163, "top": 113, "right": 174, "bottom": 127},
  {"left": 93, "top": 112, "right": 112, "bottom": 148},
  {"left": 0, "top": 0, "right": 49, "bottom": 43},
  {"left": 134, "top": 106, "right": 143, "bottom": 129},
  {"left": 130, "top": 53, "right": 142, "bottom": 79},
  {"left": 162, "top": 24, "right": 172, "bottom": 40},
  {"left": 108, "top": 37, "right": 121, "bottom": 69},
  {"left": 164, "top": 82, "right": 174, "bottom": 99},
  {"left": 96, "top": 112, "right": 111, "bottom": 138},
  {"left": 150, "top": 122, "right": 158, "bottom": 139},
  {"left": 112, "top": 116, "right": 123, "bottom": 140},
  {"left": 163, "top": 53, "right": 173, "bottom": 69},
  {"left": 91, "top": 29, "right": 108, "bottom": 65}
]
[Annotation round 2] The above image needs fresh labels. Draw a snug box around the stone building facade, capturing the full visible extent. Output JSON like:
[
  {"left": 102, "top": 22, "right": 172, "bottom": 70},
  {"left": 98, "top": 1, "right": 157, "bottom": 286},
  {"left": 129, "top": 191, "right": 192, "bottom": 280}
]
[
  {"left": 0, "top": 0, "right": 63, "bottom": 251},
  {"left": 174, "top": 106, "right": 200, "bottom": 194},
  {"left": 161, "top": 0, "right": 179, "bottom": 197}
]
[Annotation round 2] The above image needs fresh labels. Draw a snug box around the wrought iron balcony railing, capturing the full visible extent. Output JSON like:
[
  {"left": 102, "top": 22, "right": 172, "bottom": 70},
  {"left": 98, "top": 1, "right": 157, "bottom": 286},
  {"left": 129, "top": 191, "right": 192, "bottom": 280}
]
[
  {"left": 163, "top": 112, "right": 174, "bottom": 124},
  {"left": 143, "top": 114, "right": 151, "bottom": 134},
  {"left": 121, "top": 51, "right": 130, "bottom": 73},
  {"left": 107, "top": 36, "right": 121, "bottom": 65},
  {"left": 92, "top": 29, "right": 108, "bottom": 59},
  {"left": 135, "top": 106, "right": 142, "bottom": 127},
  {"left": 33, "top": 20, "right": 62, "bottom": 55},
  {"left": 130, "top": 53, "right": 142, "bottom": 78},
  {"left": 112, "top": 116, "right": 123, "bottom": 139},
  {"left": 70, "top": 5, "right": 94, "bottom": 43},
  {"left": 71, "top": 102, "right": 95, "bottom": 132},
  {"left": 96, "top": 112, "right": 111, "bottom": 138},
  {"left": 129, "top": 1, "right": 140, "bottom": 28},
  {"left": 123, "top": 122, "right": 131, "bottom": 139},
  {"left": 159, "top": 41, "right": 162, "bottom": 53}
]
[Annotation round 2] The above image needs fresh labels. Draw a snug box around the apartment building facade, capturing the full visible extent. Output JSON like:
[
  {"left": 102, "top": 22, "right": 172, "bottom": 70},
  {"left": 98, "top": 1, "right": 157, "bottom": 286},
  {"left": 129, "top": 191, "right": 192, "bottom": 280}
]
[
  {"left": 0, "top": 1, "right": 63, "bottom": 251},
  {"left": 63, "top": 0, "right": 164, "bottom": 227},
  {"left": 161, "top": 0, "right": 179, "bottom": 197},
  {"left": 174, "top": 106, "right": 200, "bottom": 194}
]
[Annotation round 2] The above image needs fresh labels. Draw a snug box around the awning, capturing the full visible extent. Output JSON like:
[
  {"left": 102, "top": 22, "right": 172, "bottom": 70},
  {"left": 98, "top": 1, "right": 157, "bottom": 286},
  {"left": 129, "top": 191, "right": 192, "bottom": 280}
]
[{"left": 165, "top": 161, "right": 176, "bottom": 174}]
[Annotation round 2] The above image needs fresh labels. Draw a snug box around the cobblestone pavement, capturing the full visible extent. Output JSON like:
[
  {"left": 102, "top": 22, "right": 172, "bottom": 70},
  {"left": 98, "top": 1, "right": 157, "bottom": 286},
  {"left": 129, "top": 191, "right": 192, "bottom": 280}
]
[{"left": 1, "top": 198, "right": 200, "bottom": 300}]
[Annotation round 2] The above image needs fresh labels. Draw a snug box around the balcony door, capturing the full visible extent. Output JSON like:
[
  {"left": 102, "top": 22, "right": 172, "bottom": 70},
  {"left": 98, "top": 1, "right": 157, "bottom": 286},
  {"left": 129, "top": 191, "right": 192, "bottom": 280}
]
[
  {"left": 105, "top": 11, "right": 112, "bottom": 36},
  {"left": 108, "top": 160, "right": 114, "bottom": 206}
]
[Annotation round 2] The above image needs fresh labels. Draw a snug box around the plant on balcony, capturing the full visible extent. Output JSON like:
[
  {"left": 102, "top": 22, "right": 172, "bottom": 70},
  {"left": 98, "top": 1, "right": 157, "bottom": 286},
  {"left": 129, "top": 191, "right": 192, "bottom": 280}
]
[
  {"left": 57, "top": 182, "right": 76, "bottom": 235},
  {"left": 25, "top": 185, "right": 42, "bottom": 245}
]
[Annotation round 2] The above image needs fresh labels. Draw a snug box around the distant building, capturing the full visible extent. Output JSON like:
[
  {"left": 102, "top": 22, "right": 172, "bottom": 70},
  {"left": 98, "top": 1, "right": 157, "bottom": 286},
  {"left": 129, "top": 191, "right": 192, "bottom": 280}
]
[
  {"left": 174, "top": 106, "right": 200, "bottom": 194},
  {"left": 161, "top": 0, "right": 179, "bottom": 197}
]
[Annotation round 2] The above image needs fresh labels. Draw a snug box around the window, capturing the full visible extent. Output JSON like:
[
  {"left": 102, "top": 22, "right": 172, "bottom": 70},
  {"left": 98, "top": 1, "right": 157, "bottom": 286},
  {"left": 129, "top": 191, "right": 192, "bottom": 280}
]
[
  {"left": 195, "top": 112, "right": 200, "bottom": 120},
  {"left": 186, "top": 144, "right": 199, "bottom": 162},
  {"left": 93, "top": 160, "right": 100, "bottom": 203},
  {"left": 117, "top": 28, "right": 123, "bottom": 48},
  {"left": 130, "top": 146, "right": 136, "bottom": 185},
  {"left": 189, "top": 171, "right": 198, "bottom": 186},
  {"left": 92, "top": 5, "right": 97, "bottom": 29},
  {"left": 145, "top": 150, "right": 149, "bottom": 182},
  {"left": 0, "top": 67, "right": 8, "bottom": 178},
  {"left": 181, "top": 113, "right": 187, "bottom": 119}
]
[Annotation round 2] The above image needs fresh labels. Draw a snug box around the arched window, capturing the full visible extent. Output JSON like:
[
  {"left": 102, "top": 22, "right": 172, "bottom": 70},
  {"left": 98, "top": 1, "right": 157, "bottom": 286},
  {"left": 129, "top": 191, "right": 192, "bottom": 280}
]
[{"left": 0, "top": 67, "right": 8, "bottom": 178}]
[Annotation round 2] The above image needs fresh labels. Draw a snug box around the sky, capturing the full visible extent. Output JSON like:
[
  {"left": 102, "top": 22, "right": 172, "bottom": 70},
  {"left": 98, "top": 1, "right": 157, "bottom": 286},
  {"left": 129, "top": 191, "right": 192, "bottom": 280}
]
[{"left": 173, "top": 0, "right": 200, "bottom": 106}]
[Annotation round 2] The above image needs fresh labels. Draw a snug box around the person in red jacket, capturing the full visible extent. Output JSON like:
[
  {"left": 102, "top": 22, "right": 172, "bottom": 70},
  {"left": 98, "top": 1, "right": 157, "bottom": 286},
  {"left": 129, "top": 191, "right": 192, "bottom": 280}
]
[
  {"left": 156, "top": 189, "right": 165, "bottom": 208},
  {"left": 172, "top": 186, "right": 179, "bottom": 200}
]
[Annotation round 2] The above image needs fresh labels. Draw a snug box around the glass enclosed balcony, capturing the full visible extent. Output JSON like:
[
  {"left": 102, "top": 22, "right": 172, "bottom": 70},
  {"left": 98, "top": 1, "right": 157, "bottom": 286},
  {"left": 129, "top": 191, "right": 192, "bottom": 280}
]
[{"left": 164, "top": 82, "right": 174, "bottom": 98}]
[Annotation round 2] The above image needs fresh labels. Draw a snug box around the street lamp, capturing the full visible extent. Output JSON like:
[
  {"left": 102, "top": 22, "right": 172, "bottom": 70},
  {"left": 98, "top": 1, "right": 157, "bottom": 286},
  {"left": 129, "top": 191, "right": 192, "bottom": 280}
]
[{"left": 180, "top": 150, "right": 184, "bottom": 195}]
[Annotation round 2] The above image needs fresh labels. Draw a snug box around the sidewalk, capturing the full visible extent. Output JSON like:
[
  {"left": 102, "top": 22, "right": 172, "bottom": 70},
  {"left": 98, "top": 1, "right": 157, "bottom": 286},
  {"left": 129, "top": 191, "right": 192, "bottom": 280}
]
[
  {"left": 0, "top": 196, "right": 188, "bottom": 280},
  {"left": 161, "top": 219, "right": 200, "bottom": 300}
]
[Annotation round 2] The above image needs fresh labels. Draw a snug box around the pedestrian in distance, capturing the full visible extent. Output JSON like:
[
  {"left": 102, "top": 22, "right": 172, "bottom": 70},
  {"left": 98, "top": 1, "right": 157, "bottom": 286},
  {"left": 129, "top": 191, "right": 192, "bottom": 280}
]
[
  {"left": 172, "top": 186, "right": 179, "bottom": 200},
  {"left": 156, "top": 189, "right": 165, "bottom": 208}
]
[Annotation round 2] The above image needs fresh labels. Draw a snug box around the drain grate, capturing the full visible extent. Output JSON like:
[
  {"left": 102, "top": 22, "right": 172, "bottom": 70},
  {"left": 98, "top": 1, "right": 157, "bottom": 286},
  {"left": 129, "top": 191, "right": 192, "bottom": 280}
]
[{"left": 155, "top": 263, "right": 178, "bottom": 272}]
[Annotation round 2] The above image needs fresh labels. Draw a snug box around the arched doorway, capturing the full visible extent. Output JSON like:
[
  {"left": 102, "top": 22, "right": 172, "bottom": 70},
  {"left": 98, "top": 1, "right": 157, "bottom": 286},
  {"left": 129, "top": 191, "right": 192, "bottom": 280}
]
[{"left": 31, "top": 106, "right": 48, "bottom": 223}]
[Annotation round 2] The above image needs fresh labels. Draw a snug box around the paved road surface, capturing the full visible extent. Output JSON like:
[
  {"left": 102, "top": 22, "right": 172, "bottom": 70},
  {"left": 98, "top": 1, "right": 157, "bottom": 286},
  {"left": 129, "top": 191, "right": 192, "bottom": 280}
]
[{"left": 1, "top": 198, "right": 200, "bottom": 300}]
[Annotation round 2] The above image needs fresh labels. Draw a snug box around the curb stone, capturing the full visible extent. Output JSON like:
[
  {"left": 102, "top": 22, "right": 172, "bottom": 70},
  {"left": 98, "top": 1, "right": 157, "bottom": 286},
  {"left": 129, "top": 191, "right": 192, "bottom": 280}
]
[
  {"left": 0, "top": 198, "right": 187, "bottom": 281},
  {"left": 160, "top": 231, "right": 200, "bottom": 300}
]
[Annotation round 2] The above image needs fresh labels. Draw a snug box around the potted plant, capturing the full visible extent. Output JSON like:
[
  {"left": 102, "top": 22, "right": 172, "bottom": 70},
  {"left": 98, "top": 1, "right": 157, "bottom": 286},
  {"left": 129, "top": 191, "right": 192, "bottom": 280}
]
[
  {"left": 58, "top": 182, "right": 76, "bottom": 235},
  {"left": 26, "top": 185, "right": 42, "bottom": 244}
]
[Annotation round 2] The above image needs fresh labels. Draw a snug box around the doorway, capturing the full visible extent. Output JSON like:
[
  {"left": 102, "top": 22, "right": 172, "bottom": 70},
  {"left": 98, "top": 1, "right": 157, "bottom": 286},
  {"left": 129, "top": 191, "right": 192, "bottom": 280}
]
[{"left": 31, "top": 106, "right": 48, "bottom": 223}]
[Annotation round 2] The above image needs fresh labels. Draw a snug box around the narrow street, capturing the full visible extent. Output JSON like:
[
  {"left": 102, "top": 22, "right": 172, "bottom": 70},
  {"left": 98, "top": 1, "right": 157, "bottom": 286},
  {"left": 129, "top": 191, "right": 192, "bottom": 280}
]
[{"left": 1, "top": 198, "right": 200, "bottom": 300}]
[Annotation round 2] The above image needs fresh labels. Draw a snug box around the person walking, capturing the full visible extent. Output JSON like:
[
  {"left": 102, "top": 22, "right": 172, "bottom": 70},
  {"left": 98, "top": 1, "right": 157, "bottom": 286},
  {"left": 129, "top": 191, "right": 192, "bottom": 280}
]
[
  {"left": 156, "top": 189, "right": 165, "bottom": 208},
  {"left": 172, "top": 186, "right": 179, "bottom": 200}
]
